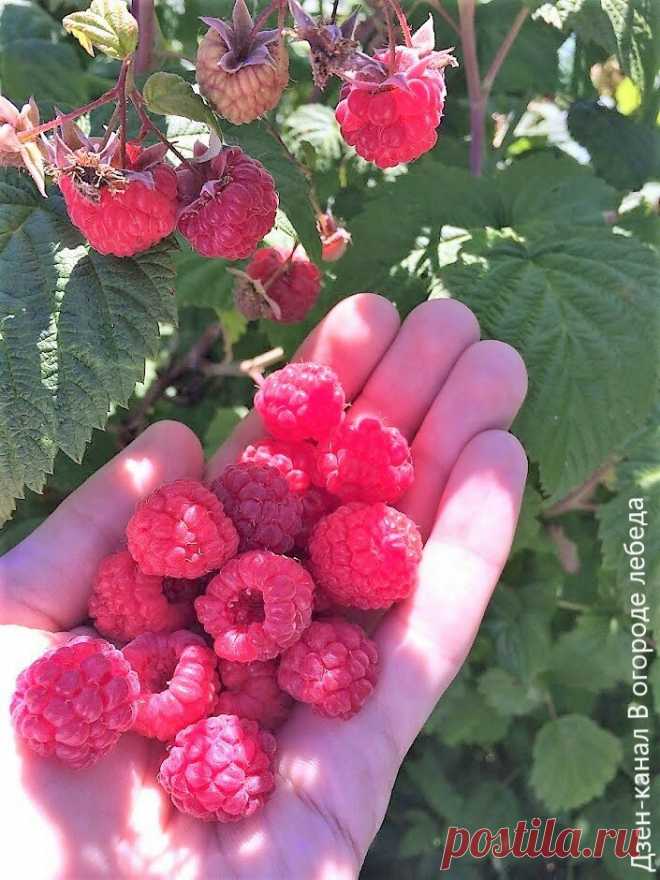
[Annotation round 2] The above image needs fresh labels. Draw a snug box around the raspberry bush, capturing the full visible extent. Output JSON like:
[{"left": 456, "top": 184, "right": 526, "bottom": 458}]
[{"left": 1, "top": 0, "right": 659, "bottom": 876}]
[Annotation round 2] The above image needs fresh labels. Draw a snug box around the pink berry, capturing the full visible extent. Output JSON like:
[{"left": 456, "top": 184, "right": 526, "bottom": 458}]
[
  {"left": 234, "top": 246, "right": 322, "bottom": 323},
  {"left": 309, "top": 502, "right": 422, "bottom": 609},
  {"left": 158, "top": 714, "right": 276, "bottom": 822},
  {"left": 254, "top": 361, "right": 345, "bottom": 442},
  {"left": 278, "top": 618, "right": 378, "bottom": 719},
  {"left": 122, "top": 631, "right": 219, "bottom": 742},
  {"left": 316, "top": 416, "right": 414, "bottom": 503},
  {"left": 126, "top": 480, "right": 239, "bottom": 579},
  {"left": 11, "top": 636, "right": 140, "bottom": 768},
  {"left": 239, "top": 438, "right": 318, "bottom": 493},
  {"left": 216, "top": 659, "right": 292, "bottom": 730},
  {"left": 195, "top": 550, "right": 315, "bottom": 662}
]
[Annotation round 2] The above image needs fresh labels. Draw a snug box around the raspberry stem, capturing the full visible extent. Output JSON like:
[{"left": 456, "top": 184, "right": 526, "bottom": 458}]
[
  {"left": 17, "top": 88, "right": 120, "bottom": 142},
  {"left": 117, "top": 60, "right": 130, "bottom": 168},
  {"left": 385, "top": 0, "right": 413, "bottom": 48},
  {"left": 129, "top": 90, "right": 198, "bottom": 173},
  {"left": 132, "top": 0, "right": 156, "bottom": 75}
]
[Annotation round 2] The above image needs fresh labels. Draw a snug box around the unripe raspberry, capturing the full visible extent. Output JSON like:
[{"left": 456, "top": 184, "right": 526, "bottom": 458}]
[
  {"left": 177, "top": 143, "right": 278, "bottom": 260},
  {"left": 318, "top": 212, "right": 351, "bottom": 262},
  {"left": 254, "top": 361, "right": 346, "bottom": 441},
  {"left": 11, "top": 636, "right": 140, "bottom": 768},
  {"left": 335, "top": 19, "right": 457, "bottom": 168},
  {"left": 234, "top": 246, "right": 321, "bottom": 323},
  {"left": 197, "top": 0, "right": 289, "bottom": 125}
]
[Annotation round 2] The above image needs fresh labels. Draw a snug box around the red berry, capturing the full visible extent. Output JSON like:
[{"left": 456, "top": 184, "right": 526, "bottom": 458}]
[
  {"left": 278, "top": 618, "right": 378, "bottom": 719},
  {"left": 239, "top": 437, "right": 318, "bottom": 493},
  {"left": 309, "top": 502, "right": 422, "bottom": 609},
  {"left": 158, "top": 714, "right": 276, "bottom": 822},
  {"left": 11, "top": 636, "right": 140, "bottom": 768},
  {"left": 58, "top": 142, "right": 178, "bottom": 256},
  {"left": 316, "top": 416, "right": 414, "bottom": 503},
  {"left": 195, "top": 550, "right": 315, "bottom": 662},
  {"left": 177, "top": 145, "right": 277, "bottom": 259},
  {"left": 126, "top": 480, "right": 239, "bottom": 579},
  {"left": 296, "top": 486, "right": 337, "bottom": 552},
  {"left": 122, "top": 631, "right": 219, "bottom": 742},
  {"left": 89, "top": 550, "right": 195, "bottom": 643},
  {"left": 212, "top": 462, "right": 303, "bottom": 554},
  {"left": 318, "top": 212, "right": 351, "bottom": 262},
  {"left": 216, "top": 659, "right": 292, "bottom": 730},
  {"left": 254, "top": 361, "right": 345, "bottom": 442},
  {"left": 234, "top": 246, "right": 322, "bottom": 323}
]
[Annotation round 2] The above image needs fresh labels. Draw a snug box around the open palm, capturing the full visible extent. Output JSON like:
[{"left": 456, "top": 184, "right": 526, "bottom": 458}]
[{"left": 0, "top": 293, "right": 527, "bottom": 880}]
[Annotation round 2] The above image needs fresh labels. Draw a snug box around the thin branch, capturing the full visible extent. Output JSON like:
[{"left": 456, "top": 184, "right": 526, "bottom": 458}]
[
  {"left": 425, "top": 0, "right": 459, "bottom": 34},
  {"left": 481, "top": 6, "right": 529, "bottom": 96},
  {"left": 130, "top": 90, "right": 197, "bottom": 171},
  {"left": 457, "top": 0, "right": 484, "bottom": 176},
  {"left": 19, "top": 88, "right": 119, "bottom": 141},
  {"left": 133, "top": 0, "right": 156, "bottom": 75},
  {"left": 543, "top": 458, "right": 616, "bottom": 519},
  {"left": 203, "top": 347, "right": 285, "bottom": 379}
]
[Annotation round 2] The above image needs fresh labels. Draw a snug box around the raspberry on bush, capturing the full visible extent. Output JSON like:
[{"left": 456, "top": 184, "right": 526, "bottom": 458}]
[
  {"left": 158, "top": 714, "right": 277, "bottom": 822},
  {"left": 11, "top": 637, "right": 140, "bottom": 769},
  {"left": 212, "top": 462, "right": 303, "bottom": 554},
  {"left": 316, "top": 416, "right": 414, "bottom": 503},
  {"left": 254, "top": 361, "right": 346, "bottom": 442},
  {"left": 278, "top": 618, "right": 378, "bottom": 719},
  {"left": 89, "top": 550, "right": 195, "bottom": 643},
  {"left": 234, "top": 245, "right": 322, "bottom": 324},
  {"left": 309, "top": 502, "right": 423, "bottom": 609},
  {"left": 217, "top": 659, "right": 293, "bottom": 730},
  {"left": 126, "top": 479, "right": 239, "bottom": 579},
  {"left": 122, "top": 631, "right": 219, "bottom": 742},
  {"left": 195, "top": 550, "right": 315, "bottom": 662}
]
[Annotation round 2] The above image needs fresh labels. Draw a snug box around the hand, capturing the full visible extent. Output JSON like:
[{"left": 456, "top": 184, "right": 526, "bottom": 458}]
[{"left": 0, "top": 294, "right": 527, "bottom": 880}]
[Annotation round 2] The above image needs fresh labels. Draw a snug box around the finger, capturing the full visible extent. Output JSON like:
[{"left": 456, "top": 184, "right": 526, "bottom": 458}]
[
  {"left": 205, "top": 293, "right": 401, "bottom": 481},
  {"left": 402, "top": 340, "right": 527, "bottom": 536},
  {"left": 0, "top": 421, "right": 204, "bottom": 630},
  {"left": 349, "top": 299, "right": 480, "bottom": 438}
]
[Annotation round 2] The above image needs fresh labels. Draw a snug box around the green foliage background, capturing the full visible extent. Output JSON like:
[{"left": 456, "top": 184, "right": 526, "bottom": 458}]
[{"left": 1, "top": 0, "right": 659, "bottom": 876}]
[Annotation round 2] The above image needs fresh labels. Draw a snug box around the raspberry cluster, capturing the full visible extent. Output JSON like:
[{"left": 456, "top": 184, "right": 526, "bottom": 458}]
[{"left": 11, "top": 360, "right": 423, "bottom": 825}]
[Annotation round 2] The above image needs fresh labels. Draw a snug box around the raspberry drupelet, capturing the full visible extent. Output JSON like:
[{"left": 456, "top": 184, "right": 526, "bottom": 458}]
[
  {"left": 122, "top": 631, "right": 219, "bottom": 742},
  {"left": 278, "top": 618, "right": 378, "bottom": 719},
  {"left": 11, "top": 637, "right": 140, "bottom": 768},
  {"left": 234, "top": 246, "right": 322, "bottom": 323},
  {"left": 126, "top": 479, "right": 239, "bottom": 579},
  {"left": 216, "top": 659, "right": 293, "bottom": 730},
  {"left": 309, "top": 502, "right": 422, "bottom": 609},
  {"left": 195, "top": 550, "right": 315, "bottom": 662},
  {"left": 239, "top": 437, "right": 319, "bottom": 494},
  {"left": 158, "top": 714, "right": 277, "bottom": 822}
]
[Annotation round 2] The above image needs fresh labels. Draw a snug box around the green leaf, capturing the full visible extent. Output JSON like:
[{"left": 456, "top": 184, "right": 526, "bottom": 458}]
[
  {"left": 0, "top": 0, "right": 60, "bottom": 45},
  {"left": 63, "top": 0, "right": 138, "bottom": 60},
  {"left": 477, "top": 667, "right": 543, "bottom": 716},
  {"left": 0, "top": 170, "right": 176, "bottom": 523},
  {"left": 0, "top": 514, "right": 45, "bottom": 555},
  {"left": 222, "top": 120, "right": 321, "bottom": 263},
  {"left": 427, "top": 676, "right": 510, "bottom": 746},
  {"left": 488, "top": 603, "right": 553, "bottom": 682},
  {"left": 598, "top": 404, "right": 660, "bottom": 586},
  {"left": 456, "top": 781, "right": 522, "bottom": 833},
  {"left": 567, "top": 100, "right": 660, "bottom": 190},
  {"left": 0, "top": 39, "right": 89, "bottom": 113},
  {"left": 601, "top": 0, "right": 659, "bottom": 112},
  {"left": 282, "top": 103, "right": 344, "bottom": 171},
  {"left": 511, "top": 484, "right": 545, "bottom": 554},
  {"left": 439, "top": 225, "right": 659, "bottom": 500},
  {"left": 398, "top": 811, "right": 441, "bottom": 858},
  {"left": 143, "top": 73, "right": 220, "bottom": 132},
  {"left": 175, "top": 248, "right": 234, "bottom": 313},
  {"left": 531, "top": 714, "right": 622, "bottom": 810},
  {"left": 549, "top": 614, "right": 630, "bottom": 692},
  {"left": 541, "top": 0, "right": 618, "bottom": 53},
  {"left": 405, "top": 753, "right": 464, "bottom": 820}
]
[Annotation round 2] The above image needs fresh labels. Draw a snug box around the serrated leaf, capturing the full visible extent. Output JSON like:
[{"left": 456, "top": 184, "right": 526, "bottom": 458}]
[
  {"left": 0, "top": 170, "right": 176, "bottom": 523},
  {"left": 567, "top": 100, "right": 660, "bottom": 190},
  {"left": 0, "top": 39, "right": 89, "bottom": 114},
  {"left": 0, "top": 0, "right": 61, "bottom": 46},
  {"left": 427, "top": 677, "right": 510, "bottom": 746},
  {"left": 477, "top": 667, "right": 542, "bottom": 716},
  {"left": 531, "top": 714, "right": 622, "bottom": 810},
  {"left": 549, "top": 614, "right": 629, "bottom": 692},
  {"left": 282, "top": 103, "right": 344, "bottom": 171},
  {"left": 143, "top": 73, "right": 220, "bottom": 131},
  {"left": 405, "top": 753, "right": 464, "bottom": 820},
  {"left": 175, "top": 248, "right": 234, "bottom": 312},
  {"left": 601, "top": 0, "right": 659, "bottom": 110},
  {"left": 63, "top": 0, "right": 138, "bottom": 59},
  {"left": 439, "top": 225, "right": 659, "bottom": 500},
  {"left": 457, "top": 781, "right": 522, "bottom": 832}
]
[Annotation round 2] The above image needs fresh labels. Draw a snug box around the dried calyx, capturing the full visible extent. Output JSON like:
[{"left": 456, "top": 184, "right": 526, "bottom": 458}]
[
  {"left": 288, "top": 0, "right": 359, "bottom": 88},
  {"left": 201, "top": 0, "right": 281, "bottom": 73}
]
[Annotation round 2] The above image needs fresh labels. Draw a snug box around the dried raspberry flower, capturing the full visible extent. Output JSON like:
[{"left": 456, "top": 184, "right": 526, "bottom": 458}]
[
  {"left": 11, "top": 636, "right": 140, "bottom": 768},
  {"left": 123, "top": 631, "right": 219, "bottom": 742},
  {"left": 318, "top": 211, "right": 351, "bottom": 262},
  {"left": 289, "top": 0, "right": 360, "bottom": 89},
  {"left": 197, "top": 0, "right": 289, "bottom": 125},
  {"left": 0, "top": 95, "right": 46, "bottom": 195},
  {"left": 195, "top": 550, "right": 314, "bottom": 662}
]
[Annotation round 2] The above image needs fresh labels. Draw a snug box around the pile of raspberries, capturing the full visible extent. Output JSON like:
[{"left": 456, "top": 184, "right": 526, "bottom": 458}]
[{"left": 11, "top": 362, "right": 422, "bottom": 823}]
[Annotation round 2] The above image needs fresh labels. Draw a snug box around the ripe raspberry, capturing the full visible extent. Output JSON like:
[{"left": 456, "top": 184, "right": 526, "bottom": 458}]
[
  {"left": 126, "top": 480, "right": 239, "bottom": 579},
  {"left": 195, "top": 551, "right": 314, "bottom": 662},
  {"left": 254, "top": 361, "right": 345, "bottom": 442},
  {"left": 335, "top": 21, "right": 457, "bottom": 168},
  {"left": 278, "top": 618, "right": 378, "bottom": 719},
  {"left": 158, "top": 714, "right": 276, "bottom": 822},
  {"left": 89, "top": 550, "right": 195, "bottom": 643},
  {"left": 216, "top": 659, "right": 292, "bottom": 730},
  {"left": 197, "top": 1, "right": 289, "bottom": 125},
  {"left": 212, "top": 462, "right": 303, "bottom": 554},
  {"left": 122, "top": 631, "right": 219, "bottom": 742},
  {"left": 234, "top": 246, "right": 322, "bottom": 323},
  {"left": 177, "top": 144, "right": 277, "bottom": 260},
  {"left": 316, "top": 416, "right": 414, "bottom": 503},
  {"left": 309, "top": 502, "right": 422, "bottom": 609},
  {"left": 56, "top": 140, "right": 178, "bottom": 256},
  {"left": 296, "top": 486, "right": 337, "bottom": 551},
  {"left": 318, "top": 212, "right": 351, "bottom": 263},
  {"left": 239, "top": 437, "right": 318, "bottom": 493},
  {"left": 11, "top": 636, "right": 139, "bottom": 769}
]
